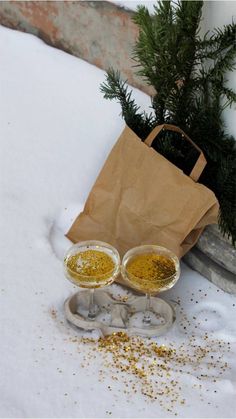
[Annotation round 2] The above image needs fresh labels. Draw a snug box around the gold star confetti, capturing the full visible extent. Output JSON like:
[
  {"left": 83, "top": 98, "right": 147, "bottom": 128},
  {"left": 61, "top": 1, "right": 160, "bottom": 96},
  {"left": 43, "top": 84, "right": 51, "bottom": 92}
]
[{"left": 67, "top": 326, "right": 231, "bottom": 415}]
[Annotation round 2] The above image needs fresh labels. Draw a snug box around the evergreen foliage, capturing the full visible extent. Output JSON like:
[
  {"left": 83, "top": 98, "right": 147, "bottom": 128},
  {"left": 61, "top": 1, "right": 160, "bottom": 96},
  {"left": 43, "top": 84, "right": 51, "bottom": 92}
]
[{"left": 100, "top": 0, "right": 236, "bottom": 245}]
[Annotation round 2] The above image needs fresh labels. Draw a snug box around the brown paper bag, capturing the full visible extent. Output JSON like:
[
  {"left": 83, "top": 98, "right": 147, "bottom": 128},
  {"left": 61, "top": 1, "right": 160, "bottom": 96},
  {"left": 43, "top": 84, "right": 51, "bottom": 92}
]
[{"left": 66, "top": 124, "right": 219, "bottom": 260}]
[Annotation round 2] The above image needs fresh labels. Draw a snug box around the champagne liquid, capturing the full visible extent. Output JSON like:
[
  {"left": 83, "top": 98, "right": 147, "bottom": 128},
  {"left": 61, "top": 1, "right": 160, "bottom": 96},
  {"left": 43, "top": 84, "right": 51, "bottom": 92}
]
[
  {"left": 65, "top": 249, "right": 115, "bottom": 288},
  {"left": 126, "top": 253, "right": 177, "bottom": 294}
]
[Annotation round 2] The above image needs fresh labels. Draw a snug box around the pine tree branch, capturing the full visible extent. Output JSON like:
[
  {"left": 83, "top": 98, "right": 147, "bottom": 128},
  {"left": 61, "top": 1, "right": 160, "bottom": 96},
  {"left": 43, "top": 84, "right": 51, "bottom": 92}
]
[{"left": 100, "top": 68, "right": 155, "bottom": 139}]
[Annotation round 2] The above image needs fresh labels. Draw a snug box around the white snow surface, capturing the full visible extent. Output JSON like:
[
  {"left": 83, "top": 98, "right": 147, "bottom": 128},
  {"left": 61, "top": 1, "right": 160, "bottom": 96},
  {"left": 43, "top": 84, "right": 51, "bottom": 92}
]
[{"left": 0, "top": 25, "right": 236, "bottom": 418}]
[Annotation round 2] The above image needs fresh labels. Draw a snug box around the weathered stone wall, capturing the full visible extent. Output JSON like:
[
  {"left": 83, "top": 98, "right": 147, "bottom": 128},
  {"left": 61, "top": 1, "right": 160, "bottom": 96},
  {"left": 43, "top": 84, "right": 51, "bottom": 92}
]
[{"left": 0, "top": 0, "right": 152, "bottom": 93}]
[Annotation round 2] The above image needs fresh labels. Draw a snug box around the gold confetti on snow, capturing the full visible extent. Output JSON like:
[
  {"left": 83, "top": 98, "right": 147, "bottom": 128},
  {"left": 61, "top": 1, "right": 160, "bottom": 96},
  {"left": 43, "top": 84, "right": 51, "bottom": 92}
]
[{"left": 68, "top": 330, "right": 231, "bottom": 415}]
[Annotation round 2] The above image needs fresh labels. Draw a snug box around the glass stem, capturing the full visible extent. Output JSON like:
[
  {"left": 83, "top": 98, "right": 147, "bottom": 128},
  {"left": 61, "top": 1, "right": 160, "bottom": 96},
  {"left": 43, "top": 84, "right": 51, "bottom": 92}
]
[
  {"left": 88, "top": 289, "right": 96, "bottom": 320},
  {"left": 143, "top": 293, "right": 151, "bottom": 326}
]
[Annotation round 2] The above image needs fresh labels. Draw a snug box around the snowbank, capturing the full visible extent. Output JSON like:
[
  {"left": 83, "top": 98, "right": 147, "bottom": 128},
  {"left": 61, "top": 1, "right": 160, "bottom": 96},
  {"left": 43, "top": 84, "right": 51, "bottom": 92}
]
[{"left": 0, "top": 25, "right": 235, "bottom": 418}]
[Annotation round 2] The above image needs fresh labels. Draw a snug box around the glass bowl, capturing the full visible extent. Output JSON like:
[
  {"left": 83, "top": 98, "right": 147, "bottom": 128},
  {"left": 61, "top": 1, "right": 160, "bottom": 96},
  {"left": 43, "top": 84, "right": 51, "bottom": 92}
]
[{"left": 64, "top": 240, "right": 120, "bottom": 319}]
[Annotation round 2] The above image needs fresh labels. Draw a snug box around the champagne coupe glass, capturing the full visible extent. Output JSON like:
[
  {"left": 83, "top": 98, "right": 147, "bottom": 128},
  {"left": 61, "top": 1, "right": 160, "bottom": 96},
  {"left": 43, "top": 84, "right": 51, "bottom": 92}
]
[
  {"left": 121, "top": 245, "right": 180, "bottom": 326},
  {"left": 64, "top": 240, "right": 120, "bottom": 320}
]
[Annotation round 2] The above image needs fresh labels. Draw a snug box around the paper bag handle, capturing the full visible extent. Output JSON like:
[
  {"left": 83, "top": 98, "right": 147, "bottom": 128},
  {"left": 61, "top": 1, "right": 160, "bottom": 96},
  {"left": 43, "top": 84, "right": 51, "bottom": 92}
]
[{"left": 144, "top": 124, "right": 207, "bottom": 182}]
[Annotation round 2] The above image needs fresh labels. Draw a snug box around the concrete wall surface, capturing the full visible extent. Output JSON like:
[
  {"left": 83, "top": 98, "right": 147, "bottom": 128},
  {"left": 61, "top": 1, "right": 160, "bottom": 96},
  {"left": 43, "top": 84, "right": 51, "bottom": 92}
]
[
  {"left": 203, "top": 1, "right": 236, "bottom": 138},
  {"left": 0, "top": 1, "right": 150, "bottom": 92}
]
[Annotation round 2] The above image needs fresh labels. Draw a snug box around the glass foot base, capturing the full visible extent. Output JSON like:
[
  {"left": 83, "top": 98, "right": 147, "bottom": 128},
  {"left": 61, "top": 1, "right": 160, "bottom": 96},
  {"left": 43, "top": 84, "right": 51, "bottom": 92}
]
[
  {"left": 64, "top": 290, "right": 175, "bottom": 337},
  {"left": 143, "top": 313, "right": 151, "bottom": 326},
  {"left": 88, "top": 311, "right": 97, "bottom": 321}
]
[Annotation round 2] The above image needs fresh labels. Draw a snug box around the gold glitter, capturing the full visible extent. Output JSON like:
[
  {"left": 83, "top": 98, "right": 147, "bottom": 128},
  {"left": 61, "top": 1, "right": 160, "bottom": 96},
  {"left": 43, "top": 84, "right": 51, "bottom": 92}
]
[
  {"left": 66, "top": 250, "right": 114, "bottom": 276},
  {"left": 126, "top": 253, "right": 176, "bottom": 293},
  {"left": 68, "top": 305, "right": 232, "bottom": 415},
  {"left": 50, "top": 308, "right": 57, "bottom": 319},
  {"left": 114, "top": 294, "right": 129, "bottom": 303},
  {"left": 65, "top": 250, "right": 115, "bottom": 287}
]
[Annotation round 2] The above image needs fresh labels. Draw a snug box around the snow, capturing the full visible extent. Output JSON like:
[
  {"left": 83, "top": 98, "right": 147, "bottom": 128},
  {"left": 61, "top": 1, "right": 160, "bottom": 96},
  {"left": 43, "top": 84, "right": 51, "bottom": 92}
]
[{"left": 0, "top": 25, "right": 236, "bottom": 418}]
